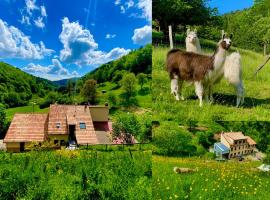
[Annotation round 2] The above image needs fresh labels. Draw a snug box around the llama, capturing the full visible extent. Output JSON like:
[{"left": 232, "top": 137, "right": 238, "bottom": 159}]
[
  {"left": 167, "top": 34, "right": 232, "bottom": 107},
  {"left": 185, "top": 32, "right": 244, "bottom": 107},
  {"left": 186, "top": 29, "right": 201, "bottom": 53},
  {"left": 223, "top": 52, "right": 244, "bottom": 106}
]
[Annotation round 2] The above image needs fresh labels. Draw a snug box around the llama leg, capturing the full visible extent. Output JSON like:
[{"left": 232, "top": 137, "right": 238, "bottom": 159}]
[
  {"left": 195, "top": 81, "right": 203, "bottom": 107},
  {"left": 209, "top": 84, "right": 214, "bottom": 103},
  {"left": 171, "top": 76, "right": 180, "bottom": 101},
  {"left": 179, "top": 80, "right": 185, "bottom": 100},
  {"left": 236, "top": 82, "right": 244, "bottom": 107}
]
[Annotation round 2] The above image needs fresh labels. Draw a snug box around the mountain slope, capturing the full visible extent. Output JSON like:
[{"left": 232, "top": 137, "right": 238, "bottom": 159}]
[
  {"left": 82, "top": 44, "right": 152, "bottom": 83},
  {"left": 0, "top": 62, "right": 56, "bottom": 108}
]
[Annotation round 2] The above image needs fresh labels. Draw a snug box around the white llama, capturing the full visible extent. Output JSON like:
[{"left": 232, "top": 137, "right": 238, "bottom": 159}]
[
  {"left": 186, "top": 29, "right": 201, "bottom": 53},
  {"left": 185, "top": 31, "right": 244, "bottom": 107}
]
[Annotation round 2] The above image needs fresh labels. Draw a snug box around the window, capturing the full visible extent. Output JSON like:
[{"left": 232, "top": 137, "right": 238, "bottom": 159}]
[
  {"left": 80, "top": 122, "right": 86, "bottom": 129},
  {"left": 54, "top": 140, "right": 59, "bottom": 144},
  {"left": 56, "top": 122, "right": 61, "bottom": 128}
]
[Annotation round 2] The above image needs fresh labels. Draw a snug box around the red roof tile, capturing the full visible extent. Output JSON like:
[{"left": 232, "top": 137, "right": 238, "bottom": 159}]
[{"left": 4, "top": 114, "right": 48, "bottom": 142}]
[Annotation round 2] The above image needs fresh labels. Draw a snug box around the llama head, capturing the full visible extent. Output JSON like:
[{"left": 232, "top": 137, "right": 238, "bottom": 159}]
[
  {"left": 220, "top": 34, "right": 232, "bottom": 50},
  {"left": 186, "top": 30, "right": 198, "bottom": 44}
]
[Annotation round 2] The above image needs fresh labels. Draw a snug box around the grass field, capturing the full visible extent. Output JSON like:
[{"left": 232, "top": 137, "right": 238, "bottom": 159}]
[
  {"left": 153, "top": 155, "right": 270, "bottom": 200},
  {"left": 0, "top": 150, "right": 151, "bottom": 200},
  {"left": 153, "top": 45, "right": 270, "bottom": 121},
  {"left": 6, "top": 105, "right": 49, "bottom": 120}
]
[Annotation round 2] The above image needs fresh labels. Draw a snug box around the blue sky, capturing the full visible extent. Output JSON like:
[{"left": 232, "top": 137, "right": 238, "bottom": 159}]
[
  {"left": 208, "top": 0, "right": 254, "bottom": 15},
  {"left": 0, "top": 0, "right": 151, "bottom": 80}
]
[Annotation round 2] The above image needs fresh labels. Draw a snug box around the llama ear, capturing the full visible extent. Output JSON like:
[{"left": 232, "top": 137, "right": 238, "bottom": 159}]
[
  {"left": 194, "top": 28, "right": 197, "bottom": 33},
  {"left": 187, "top": 28, "right": 190, "bottom": 35},
  {"left": 222, "top": 34, "right": 225, "bottom": 39},
  {"left": 230, "top": 34, "right": 233, "bottom": 39}
]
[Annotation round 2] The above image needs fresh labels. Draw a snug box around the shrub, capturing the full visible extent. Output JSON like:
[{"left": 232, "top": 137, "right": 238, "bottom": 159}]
[{"left": 153, "top": 122, "right": 197, "bottom": 156}]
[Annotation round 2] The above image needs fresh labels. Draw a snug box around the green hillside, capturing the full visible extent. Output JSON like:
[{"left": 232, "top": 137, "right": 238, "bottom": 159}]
[
  {"left": 0, "top": 62, "right": 56, "bottom": 108},
  {"left": 82, "top": 44, "right": 151, "bottom": 84}
]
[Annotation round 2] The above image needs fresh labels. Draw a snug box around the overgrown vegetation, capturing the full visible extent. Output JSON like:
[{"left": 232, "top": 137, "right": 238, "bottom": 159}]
[{"left": 0, "top": 150, "right": 151, "bottom": 200}]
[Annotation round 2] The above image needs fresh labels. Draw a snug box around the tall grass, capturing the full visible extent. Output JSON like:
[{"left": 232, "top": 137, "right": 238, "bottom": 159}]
[
  {"left": 153, "top": 155, "right": 270, "bottom": 200},
  {"left": 0, "top": 150, "right": 152, "bottom": 200}
]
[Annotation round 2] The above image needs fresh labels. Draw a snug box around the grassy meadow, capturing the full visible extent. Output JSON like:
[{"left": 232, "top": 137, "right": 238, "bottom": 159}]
[
  {"left": 0, "top": 150, "right": 151, "bottom": 200},
  {"left": 153, "top": 155, "right": 270, "bottom": 200},
  {"left": 152, "top": 45, "right": 270, "bottom": 121}
]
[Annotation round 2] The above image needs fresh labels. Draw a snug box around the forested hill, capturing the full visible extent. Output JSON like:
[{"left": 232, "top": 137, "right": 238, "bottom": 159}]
[
  {"left": 0, "top": 62, "right": 56, "bottom": 108},
  {"left": 82, "top": 44, "right": 151, "bottom": 83},
  {"left": 223, "top": 0, "right": 270, "bottom": 53}
]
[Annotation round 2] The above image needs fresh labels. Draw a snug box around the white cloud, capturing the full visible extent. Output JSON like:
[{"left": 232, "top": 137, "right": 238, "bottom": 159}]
[
  {"left": 23, "top": 59, "right": 78, "bottom": 80},
  {"left": 125, "top": 0, "right": 134, "bottom": 8},
  {"left": 72, "top": 71, "right": 79, "bottom": 77},
  {"left": 23, "top": 59, "right": 68, "bottom": 76},
  {"left": 34, "top": 17, "right": 45, "bottom": 29},
  {"left": 132, "top": 25, "right": 151, "bottom": 45},
  {"left": 59, "top": 17, "right": 130, "bottom": 66},
  {"left": 0, "top": 19, "right": 54, "bottom": 59},
  {"left": 120, "top": 6, "right": 125, "bottom": 13},
  {"left": 20, "top": 15, "right": 30, "bottom": 25},
  {"left": 114, "top": 0, "right": 121, "bottom": 5},
  {"left": 25, "top": 0, "right": 38, "bottom": 15},
  {"left": 40, "top": 5, "right": 47, "bottom": 17},
  {"left": 138, "top": 0, "right": 152, "bottom": 21},
  {"left": 59, "top": 17, "right": 98, "bottom": 65},
  {"left": 20, "top": 0, "right": 47, "bottom": 29},
  {"left": 105, "top": 34, "right": 116, "bottom": 39}
]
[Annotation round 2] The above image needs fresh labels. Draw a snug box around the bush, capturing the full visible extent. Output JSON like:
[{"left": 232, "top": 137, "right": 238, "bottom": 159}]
[{"left": 153, "top": 122, "right": 197, "bottom": 156}]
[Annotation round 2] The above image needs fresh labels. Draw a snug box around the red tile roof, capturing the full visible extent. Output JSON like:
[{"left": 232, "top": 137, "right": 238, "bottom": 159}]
[
  {"left": 48, "top": 104, "right": 98, "bottom": 144},
  {"left": 4, "top": 114, "right": 48, "bottom": 142},
  {"left": 246, "top": 136, "right": 256, "bottom": 145}
]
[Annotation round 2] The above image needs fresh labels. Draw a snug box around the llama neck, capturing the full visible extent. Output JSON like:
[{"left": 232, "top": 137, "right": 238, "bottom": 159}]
[{"left": 213, "top": 46, "right": 226, "bottom": 70}]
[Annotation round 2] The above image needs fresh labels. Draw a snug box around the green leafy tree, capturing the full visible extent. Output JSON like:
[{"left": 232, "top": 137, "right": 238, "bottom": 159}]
[
  {"left": 153, "top": 122, "right": 197, "bottom": 156},
  {"left": 137, "top": 73, "right": 147, "bottom": 90},
  {"left": 0, "top": 104, "right": 7, "bottom": 138},
  {"left": 120, "top": 73, "right": 137, "bottom": 104},
  {"left": 107, "top": 93, "right": 117, "bottom": 107},
  {"left": 66, "top": 79, "right": 74, "bottom": 97},
  {"left": 81, "top": 79, "right": 97, "bottom": 104}
]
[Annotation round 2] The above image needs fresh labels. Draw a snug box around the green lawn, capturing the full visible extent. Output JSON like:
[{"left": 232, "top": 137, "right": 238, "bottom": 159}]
[
  {"left": 153, "top": 155, "right": 270, "bottom": 200},
  {"left": 6, "top": 105, "right": 49, "bottom": 120},
  {"left": 153, "top": 46, "right": 270, "bottom": 121},
  {"left": 0, "top": 150, "right": 151, "bottom": 200}
]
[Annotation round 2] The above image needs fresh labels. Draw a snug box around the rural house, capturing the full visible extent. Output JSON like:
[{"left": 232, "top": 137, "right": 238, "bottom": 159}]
[
  {"left": 214, "top": 132, "right": 256, "bottom": 159},
  {"left": 4, "top": 104, "right": 111, "bottom": 152}
]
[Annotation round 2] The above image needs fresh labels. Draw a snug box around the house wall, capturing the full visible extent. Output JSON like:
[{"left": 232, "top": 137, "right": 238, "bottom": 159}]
[
  {"left": 6, "top": 142, "right": 32, "bottom": 152},
  {"left": 221, "top": 135, "right": 231, "bottom": 148},
  {"left": 89, "top": 106, "right": 109, "bottom": 122},
  {"left": 6, "top": 142, "right": 20, "bottom": 152},
  {"left": 228, "top": 140, "right": 256, "bottom": 158},
  {"left": 48, "top": 135, "right": 68, "bottom": 145}
]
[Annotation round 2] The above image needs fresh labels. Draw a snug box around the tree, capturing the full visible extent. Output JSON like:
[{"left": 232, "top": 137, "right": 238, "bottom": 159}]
[
  {"left": 81, "top": 79, "right": 97, "bottom": 104},
  {"left": 107, "top": 93, "right": 117, "bottom": 107},
  {"left": 153, "top": 0, "right": 213, "bottom": 38},
  {"left": 120, "top": 73, "right": 137, "bottom": 104},
  {"left": 0, "top": 104, "right": 7, "bottom": 139},
  {"left": 137, "top": 73, "right": 147, "bottom": 90},
  {"left": 66, "top": 79, "right": 74, "bottom": 97}
]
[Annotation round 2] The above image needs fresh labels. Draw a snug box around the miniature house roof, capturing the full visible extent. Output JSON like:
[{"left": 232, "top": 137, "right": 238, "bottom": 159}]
[
  {"left": 221, "top": 132, "right": 256, "bottom": 146},
  {"left": 4, "top": 114, "right": 48, "bottom": 143}
]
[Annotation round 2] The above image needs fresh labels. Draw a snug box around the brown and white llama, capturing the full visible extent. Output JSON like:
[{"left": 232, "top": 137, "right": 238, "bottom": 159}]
[
  {"left": 167, "top": 34, "right": 232, "bottom": 107},
  {"left": 185, "top": 32, "right": 244, "bottom": 107}
]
